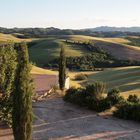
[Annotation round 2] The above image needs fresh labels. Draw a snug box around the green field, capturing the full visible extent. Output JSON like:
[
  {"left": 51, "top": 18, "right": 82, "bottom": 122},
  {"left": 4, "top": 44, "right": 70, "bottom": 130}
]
[
  {"left": 1, "top": 33, "right": 140, "bottom": 66},
  {"left": 28, "top": 35, "right": 140, "bottom": 66},
  {"left": 33, "top": 65, "right": 140, "bottom": 98},
  {"left": 125, "top": 36, "right": 140, "bottom": 47},
  {"left": 28, "top": 37, "right": 90, "bottom": 66},
  {"left": 86, "top": 66, "right": 140, "bottom": 97}
]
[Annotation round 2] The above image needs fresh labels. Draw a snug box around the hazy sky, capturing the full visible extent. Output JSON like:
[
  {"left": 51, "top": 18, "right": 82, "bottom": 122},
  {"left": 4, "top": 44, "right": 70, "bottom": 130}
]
[{"left": 1, "top": 0, "right": 140, "bottom": 29}]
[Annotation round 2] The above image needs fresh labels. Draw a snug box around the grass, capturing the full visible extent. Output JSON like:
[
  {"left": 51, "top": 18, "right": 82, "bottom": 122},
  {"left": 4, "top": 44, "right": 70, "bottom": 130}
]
[
  {"left": 31, "top": 65, "right": 57, "bottom": 75},
  {"left": 0, "top": 33, "right": 33, "bottom": 43},
  {"left": 28, "top": 35, "right": 140, "bottom": 66},
  {"left": 69, "top": 66, "right": 140, "bottom": 98},
  {"left": 125, "top": 36, "right": 140, "bottom": 47},
  {"left": 59, "top": 35, "right": 130, "bottom": 44},
  {"left": 29, "top": 37, "right": 90, "bottom": 66},
  {"left": 31, "top": 65, "right": 140, "bottom": 98},
  {"left": 34, "top": 65, "right": 140, "bottom": 98}
]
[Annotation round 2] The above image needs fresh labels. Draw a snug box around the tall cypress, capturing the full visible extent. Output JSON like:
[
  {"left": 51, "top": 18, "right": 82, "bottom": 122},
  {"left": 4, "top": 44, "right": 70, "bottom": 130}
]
[
  {"left": 59, "top": 45, "right": 66, "bottom": 90},
  {"left": 0, "top": 43, "right": 17, "bottom": 126},
  {"left": 12, "top": 42, "right": 33, "bottom": 140}
]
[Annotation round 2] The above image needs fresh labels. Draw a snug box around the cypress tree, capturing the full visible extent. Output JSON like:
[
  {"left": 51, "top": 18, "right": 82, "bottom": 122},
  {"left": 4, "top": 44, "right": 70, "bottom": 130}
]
[
  {"left": 12, "top": 42, "right": 33, "bottom": 140},
  {"left": 0, "top": 43, "right": 17, "bottom": 126},
  {"left": 59, "top": 45, "right": 66, "bottom": 90}
]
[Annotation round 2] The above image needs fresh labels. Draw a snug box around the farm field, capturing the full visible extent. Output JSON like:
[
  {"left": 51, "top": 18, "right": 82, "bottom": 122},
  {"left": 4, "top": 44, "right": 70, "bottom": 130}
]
[
  {"left": 0, "top": 33, "right": 140, "bottom": 66},
  {"left": 32, "top": 65, "right": 140, "bottom": 98},
  {"left": 28, "top": 35, "right": 140, "bottom": 66},
  {"left": 28, "top": 37, "right": 90, "bottom": 66},
  {"left": 31, "top": 65, "right": 57, "bottom": 75},
  {"left": 69, "top": 66, "right": 140, "bottom": 98},
  {"left": 0, "top": 33, "right": 33, "bottom": 43}
]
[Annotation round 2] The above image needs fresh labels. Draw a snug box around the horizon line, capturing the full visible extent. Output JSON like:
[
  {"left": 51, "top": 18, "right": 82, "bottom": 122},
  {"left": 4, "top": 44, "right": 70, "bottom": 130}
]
[{"left": 1, "top": 25, "right": 140, "bottom": 30}]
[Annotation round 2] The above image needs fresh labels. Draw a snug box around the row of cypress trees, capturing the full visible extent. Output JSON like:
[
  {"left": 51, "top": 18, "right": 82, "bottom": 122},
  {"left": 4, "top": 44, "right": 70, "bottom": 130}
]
[
  {"left": 0, "top": 42, "right": 66, "bottom": 140},
  {"left": 0, "top": 42, "right": 33, "bottom": 140}
]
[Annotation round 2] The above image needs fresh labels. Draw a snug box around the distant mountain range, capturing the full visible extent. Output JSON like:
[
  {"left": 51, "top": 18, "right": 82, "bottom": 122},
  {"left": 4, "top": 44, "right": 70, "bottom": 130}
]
[
  {"left": 0, "top": 26, "right": 140, "bottom": 38},
  {"left": 89, "top": 26, "right": 140, "bottom": 32}
]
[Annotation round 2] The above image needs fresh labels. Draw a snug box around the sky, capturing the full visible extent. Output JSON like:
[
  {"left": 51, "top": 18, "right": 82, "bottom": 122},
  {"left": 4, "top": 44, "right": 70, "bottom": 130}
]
[{"left": 1, "top": 0, "right": 140, "bottom": 29}]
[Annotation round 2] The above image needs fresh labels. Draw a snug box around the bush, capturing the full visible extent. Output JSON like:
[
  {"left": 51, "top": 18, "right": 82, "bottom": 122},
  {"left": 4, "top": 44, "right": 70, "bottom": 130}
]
[
  {"left": 75, "top": 73, "right": 87, "bottom": 81},
  {"left": 64, "top": 82, "right": 117, "bottom": 112},
  {"left": 114, "top": 101, "right": 140, "bottom": 122},
  {"left": 127, "top": 94, "right": 140, "bottom": 103},
  {"left": 64, "top": 87, "right": 87, "bottom": 106},
  {"left": 86, "top": 97, "right": 112, "bottom": 112},
  {"left": 63, "top": 87, "right": 78, "bottom": 101},
  {"left": 64, "top": 84, "right": 125, "bottom": 113},
  {"left": 107, "top": 88, "right": 124, "bottom": 105},
  {"left": 86, "top": 82, "right": 106, "bottom": 99}
]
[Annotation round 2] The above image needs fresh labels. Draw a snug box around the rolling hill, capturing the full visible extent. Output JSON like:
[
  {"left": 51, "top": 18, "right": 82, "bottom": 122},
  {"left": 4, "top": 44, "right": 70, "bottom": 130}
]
[
  {"left": 28, "top": 37, "right": 90, "bottom": 66},
  {"left": 0, "top": 33, "right": 33, "bottom": 43},
  {"left": 90, "top": 26, "right": 140, "bottom": 32},
  {"left": 87, "top": 66, "right": 140, "bottom": 97},
  {"left": 32, "top": 65, "right": 140, "bottom": 98},
  {"left": 31, "top": 65, "right": 57, "bottom": 75},
  {"left": 0, "top": 33, "right": 139, "bottom": 98},
  {"left": 69, "top": 66, "right": 140, "bottom": 98},
  {"left": 28, "top": 35, "right": 140, "bottom": 66}
]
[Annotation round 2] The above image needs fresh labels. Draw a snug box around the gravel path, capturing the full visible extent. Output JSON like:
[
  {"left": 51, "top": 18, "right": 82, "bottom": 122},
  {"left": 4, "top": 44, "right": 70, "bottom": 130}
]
[
  {"left": 1, "top": 96, "right": 140, "bottom": 140},
  {"left": 33, "top": 97, "right": 140, "bottom": 140}
]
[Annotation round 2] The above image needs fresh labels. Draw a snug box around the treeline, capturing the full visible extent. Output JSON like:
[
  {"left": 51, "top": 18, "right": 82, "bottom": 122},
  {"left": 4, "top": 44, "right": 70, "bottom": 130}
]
[
  {"left": 48, "top": 54, "right": 140, "bottom": 71},
  {"left": 47, "top": 41, "right": 140, "bottom": 70},
  {"left": 1, "top": 27, "right": 140, "bottom": 38},
  {"left": 125, "top": 37, "right": 140, "bottom": 47}
]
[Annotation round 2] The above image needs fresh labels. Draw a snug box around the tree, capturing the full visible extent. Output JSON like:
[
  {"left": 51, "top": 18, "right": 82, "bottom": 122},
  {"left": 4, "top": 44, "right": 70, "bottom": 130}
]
[
  {"left": 12, "top": 42, "right": 33, "bottom": 140},
  {"left": 59, "top": 45, "right": 66, "bottom": 90},
  {"left": 0, "top": 43, "right": 17, "bottom": 126}
]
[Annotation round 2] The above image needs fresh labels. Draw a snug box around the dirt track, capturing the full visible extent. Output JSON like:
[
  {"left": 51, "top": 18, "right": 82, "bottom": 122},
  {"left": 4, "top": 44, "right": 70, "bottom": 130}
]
[{"left": 1, "top": 96, "right": 140, "bottom": 140}]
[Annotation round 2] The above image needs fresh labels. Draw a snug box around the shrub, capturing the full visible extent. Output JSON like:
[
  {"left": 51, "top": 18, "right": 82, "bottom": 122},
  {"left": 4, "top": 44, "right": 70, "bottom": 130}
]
[
  {"left": 86, "top": 82, "right": 106, "bottom": 99},
  {"left": 63, "top": 87, "right": 78, "bottom": 101},
  {"left": 75, "top": 73, "right": 87, "bottom": 81},
  {"left": 64, "top": 87, "right": 87, "bottom": 106},
  {"left": 86, "top": 97, "right": 112, "bottom": 112},
  {"left": 114, "top": 101, "right": 140, "bottom": 122},
  {"left": 64, "top": 84, "right": 125, "bottom": 113},
  {"left": 107, "top": 88, "right": 124, "bottom": 105},
  {"left": 127, "top": 94, "right": 140, "bottom": 103}
]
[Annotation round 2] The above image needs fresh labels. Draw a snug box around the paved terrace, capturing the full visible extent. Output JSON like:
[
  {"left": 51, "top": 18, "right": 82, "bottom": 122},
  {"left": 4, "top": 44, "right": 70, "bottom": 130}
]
[{"left": 1, "top": 95, "right": 140, "bottom": 140}]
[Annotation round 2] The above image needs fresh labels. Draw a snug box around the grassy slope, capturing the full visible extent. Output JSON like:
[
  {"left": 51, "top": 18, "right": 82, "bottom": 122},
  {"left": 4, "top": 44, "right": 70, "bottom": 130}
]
[
  {"left": 33, "top": 65, "right": 140, "bottom": 98},
  {"left": 125, "top": 36, "right": 140, "bottom": 47},
  {"left": 0, "top": 33, "right": 33, "bottom": 43},
  {"left": 69, "top": 66, "right": 140, "bottom": 97},
  {"left": 61, "top": 35, "right": 140, "bottom": 52},
  {"left": 87, "top": 66, "right": 140, "bottom": 97},
  {"left": 59, "top": 35, "right": 140, "bottom": 61},
  {"left": 29, "top": 35, "right": 140, "bottom": 66},
  {"left": 29, "top": 37, "right": 90, "bottom": 66},
  {"left": 31, "top": 65, "right": 57, "bottom": 75}
]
